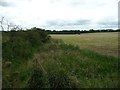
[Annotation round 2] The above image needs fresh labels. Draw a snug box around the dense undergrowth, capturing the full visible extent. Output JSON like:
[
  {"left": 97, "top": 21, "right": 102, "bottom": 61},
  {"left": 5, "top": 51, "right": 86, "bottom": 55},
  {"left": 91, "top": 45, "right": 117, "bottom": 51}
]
[{"left": 2, "top": 28, "right": 119, "bottom": 88}]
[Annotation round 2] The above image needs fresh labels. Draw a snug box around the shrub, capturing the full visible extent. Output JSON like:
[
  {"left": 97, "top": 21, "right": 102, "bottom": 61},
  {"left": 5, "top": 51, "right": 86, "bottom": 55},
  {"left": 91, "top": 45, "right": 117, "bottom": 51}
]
[
  {"left": 27, "top": 69, "right": 49, "bottom": 88},
  {"left": 2, "top": 36, "right": 32, "bottom": 60}
]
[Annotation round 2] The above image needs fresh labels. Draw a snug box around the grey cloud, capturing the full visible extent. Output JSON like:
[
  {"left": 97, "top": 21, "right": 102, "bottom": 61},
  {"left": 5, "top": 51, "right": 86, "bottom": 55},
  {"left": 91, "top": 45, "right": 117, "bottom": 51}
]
[
  {"left": 99, "top": 21, "right": 117, "bottom": 25},
  {"left": 0, "top": 0, "right": 31, "bottom": 7},
  {"left": 75, "top": 20, "right": 91, "bottom": 25},
  {"left": 44, "top": 19, "right": 117, "bottom": 29},
  {"left": 27, "top": 0, "right": 32, "bottom": 2},
  {"left": 0, "top": 0, "right": 13, "bottom": 7},
  {"left": 45, "top": 19, "right": 91, "bottom": 27},
  {"left": 98, "top": 21, "right": 118, "bottom": 28},
  {"left": 100, "top": 25, "right": 117, "bottom": 28},
  {"left": 0, "top": 1, "right": 11, "bottom": 7},
  {"left": 68, "top": 0, "right": 106, "bottom": 8},
  {"left": 49, "top": 0, "right": 62, "bottom": 3},
  {"left": 68, "top": 0, "right": 85, "bottom": 7}
]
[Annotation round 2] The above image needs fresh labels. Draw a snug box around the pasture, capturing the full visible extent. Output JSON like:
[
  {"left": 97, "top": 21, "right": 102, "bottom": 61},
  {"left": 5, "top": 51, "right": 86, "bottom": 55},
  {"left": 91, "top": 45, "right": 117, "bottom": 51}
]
[{"left": 51, "top": 32, "right": 118, "bottom": 57}]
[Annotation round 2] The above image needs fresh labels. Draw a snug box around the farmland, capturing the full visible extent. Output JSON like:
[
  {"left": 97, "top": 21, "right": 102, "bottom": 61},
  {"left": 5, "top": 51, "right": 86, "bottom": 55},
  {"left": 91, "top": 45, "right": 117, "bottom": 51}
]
[
  {"left": 51, "top": 32, "right": 118, "bottom": 57},
  {"left": 2, "top": 30, "right": 119, "bottom": 88}
]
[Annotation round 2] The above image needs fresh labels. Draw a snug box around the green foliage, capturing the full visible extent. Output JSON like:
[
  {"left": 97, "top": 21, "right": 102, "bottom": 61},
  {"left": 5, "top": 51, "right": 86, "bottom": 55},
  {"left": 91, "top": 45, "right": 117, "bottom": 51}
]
[
  {"left": 48, "top": 71, "right": 69, "bottom": 88},
  {"left": 47, "top": 69, "right": 79, "bottom": 88},
  {"left": 3, "top": 37, "right": 32, "bottom": 60},
  {"left": 2, "top": 28, "right": 51, "bottom": 88},
  {"left": 28, "top": 41, "right": 118, "bottom": 88},
  {"left": 27, "top": 69, "right": 49, "bottom": 88},
  {"left": 26, "top": 31, "right": 42, "bottom": 47},
  {"left": 2, "top": 29, "right": 118, "bottom": 88},
  {"left": 2, "top": 28, "right": 50, "bottom": 61}
]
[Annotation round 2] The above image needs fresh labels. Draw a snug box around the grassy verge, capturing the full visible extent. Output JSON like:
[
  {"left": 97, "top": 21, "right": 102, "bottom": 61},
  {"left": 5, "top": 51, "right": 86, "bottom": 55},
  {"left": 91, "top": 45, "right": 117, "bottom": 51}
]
[{"left": 28, "top": 39, "right": 118, "bottom": 88}]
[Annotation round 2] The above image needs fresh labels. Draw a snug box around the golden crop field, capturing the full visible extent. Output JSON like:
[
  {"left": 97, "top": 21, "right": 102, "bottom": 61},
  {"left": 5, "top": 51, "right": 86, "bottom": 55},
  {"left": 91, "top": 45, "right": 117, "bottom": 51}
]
[{"left": 51, "top": 32, "right": 119, "bottom": 57}]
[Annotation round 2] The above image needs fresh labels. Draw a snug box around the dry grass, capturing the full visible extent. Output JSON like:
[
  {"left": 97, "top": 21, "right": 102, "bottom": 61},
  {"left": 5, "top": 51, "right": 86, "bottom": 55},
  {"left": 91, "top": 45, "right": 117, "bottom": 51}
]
[{"left": 51, "top": 32, "right": 118, "bottom": 57}]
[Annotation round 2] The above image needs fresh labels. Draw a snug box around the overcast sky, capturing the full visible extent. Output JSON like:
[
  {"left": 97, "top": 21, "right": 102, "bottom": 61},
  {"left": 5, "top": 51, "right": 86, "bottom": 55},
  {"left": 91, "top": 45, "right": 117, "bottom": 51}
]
[{"left": 0, "top": 0, "right": 118, "bottom": 30}]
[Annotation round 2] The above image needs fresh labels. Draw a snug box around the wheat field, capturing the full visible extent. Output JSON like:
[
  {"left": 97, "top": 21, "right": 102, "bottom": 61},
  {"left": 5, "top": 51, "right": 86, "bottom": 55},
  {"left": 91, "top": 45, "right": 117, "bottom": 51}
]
[{"left": 51, "top": 32, "right": 118, "bottom": 57}]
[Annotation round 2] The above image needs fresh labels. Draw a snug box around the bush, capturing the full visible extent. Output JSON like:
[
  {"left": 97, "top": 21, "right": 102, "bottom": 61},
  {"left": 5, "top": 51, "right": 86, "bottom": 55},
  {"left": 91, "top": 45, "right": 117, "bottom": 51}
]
[
  {"left": 2, "top": 36, "right": 32, "bottom": 60},
  {"left": 2, "top": 28, "right": 50, "bottom": 61},
  {"left": 27, "top": 69, "right": 49, "bottom": 88},
  {"left": 48, "top": 71, "right": 70, "bottom": 88}
]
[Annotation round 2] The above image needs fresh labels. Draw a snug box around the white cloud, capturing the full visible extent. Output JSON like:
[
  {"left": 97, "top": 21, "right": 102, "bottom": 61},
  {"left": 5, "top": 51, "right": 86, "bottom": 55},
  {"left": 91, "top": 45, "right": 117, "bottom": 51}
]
[{"left": 0, "top": 0, "right": 118, "bottom": 30}]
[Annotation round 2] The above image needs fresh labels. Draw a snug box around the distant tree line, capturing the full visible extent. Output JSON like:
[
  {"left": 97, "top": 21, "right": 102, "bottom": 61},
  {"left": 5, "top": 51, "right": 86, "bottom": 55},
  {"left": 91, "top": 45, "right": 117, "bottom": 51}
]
[{"left": 45, "top": 29, "right": 120, "bottom": 34}]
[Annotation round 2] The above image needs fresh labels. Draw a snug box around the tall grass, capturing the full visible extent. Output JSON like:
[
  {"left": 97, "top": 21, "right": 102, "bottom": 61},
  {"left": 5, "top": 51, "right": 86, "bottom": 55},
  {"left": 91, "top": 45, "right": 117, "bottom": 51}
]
[
  {"left": 29, "top": 39, "right": 118, "bottom": 88},
  {"left": 2, "top": 30, "right": 119, "bottom": 88}
]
